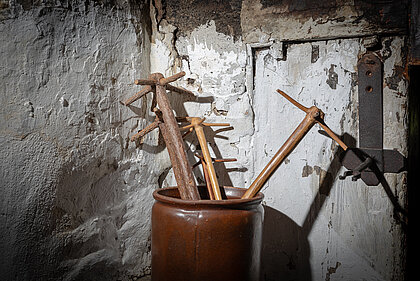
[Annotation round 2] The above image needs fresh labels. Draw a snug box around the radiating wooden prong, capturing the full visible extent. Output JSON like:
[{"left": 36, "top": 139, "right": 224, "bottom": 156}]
[
  {"left": 182, "top": 127, "right": 193, "bottom": 139},
  {"left": 193, "top": 153, "right": 237, "bottom": 165},
  {"left": 134, "top": 79, "right": 156, "bottom": 85},
  {"left": 180, "top": 124, "right": 194, "bottom": 131},
  {"left": 159, "top": 71, "right": 186, "bottom": 85},
  {"left": 318, "top": 120, "right": 348, "bottom": 151},
  {"left": 166, "top": 84, "right": 195, "bottom": 96},
  {"left": 180, "top": 118, "right": 205, "bottom": 130},
  {"left": 124, "top": 85, "right": 153, "bottom": 106},
  {"left": 214, "top": 158, "right": 237, "bottom": 163},
  {"left": 130, "top": 119, "right": 161, "bottom": 142},
  {"left": 202, "top": 122, "right": 230, "bottom": 127},
  {"left": 196, "top": 117, "right": 206, "bottom": 126},
  {"left": 176, "top": 116, "right": 189, "bottom": 122},
  {"left": 276, "top": 89, "right": 309, "bottom": 113}
]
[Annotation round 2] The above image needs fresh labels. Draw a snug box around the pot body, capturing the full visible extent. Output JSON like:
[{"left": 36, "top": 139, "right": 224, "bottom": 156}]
[{"left": 151, "top": 186, "right": 264, "bottom": 281}]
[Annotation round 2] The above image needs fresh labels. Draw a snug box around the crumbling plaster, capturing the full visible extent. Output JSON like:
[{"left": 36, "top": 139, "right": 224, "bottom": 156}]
[
  {"left": 151, "top": 1, "right": 408, "bottom": 280},
  {"left": 0, "top": 0, "right": 408, "bottom": 280},
  {"left": 1, "top": 1, "right": 156, "bottom": 280}
]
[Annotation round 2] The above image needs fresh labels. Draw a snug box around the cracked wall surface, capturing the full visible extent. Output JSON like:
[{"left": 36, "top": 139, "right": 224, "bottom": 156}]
[
  {"left": 154, "top": 1, "right": 408, "bottom": 280},
  {"left": 0, "top": 0, "right": 409, "bottom": 280},
  {"left": 1, "top": 1, "right": 156, "bottom": 280}
]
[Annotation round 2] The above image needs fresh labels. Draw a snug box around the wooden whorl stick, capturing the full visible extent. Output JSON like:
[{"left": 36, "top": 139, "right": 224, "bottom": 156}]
[{"left": 241, "top": 89, "right": 348, "bottom": 199}]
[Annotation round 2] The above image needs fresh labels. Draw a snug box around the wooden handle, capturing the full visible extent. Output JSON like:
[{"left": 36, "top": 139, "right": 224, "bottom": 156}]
[
  {"left": 200, "top": 158, "right": 215, "bottom": 200},
  {"left": 155, "top": 81, "right": 201, "bottom": 200},
  {"left": 242, "top": 109, "right": 319, "bottom": 199},
  {"left": 194, "top": 124, "right": 223, "bottom": 200},
  {"left": 134, "top": 79, "right": 156, "bottom": 85},
  {"left": 242, "top": 89, "right": 349, "bottom": 199}
]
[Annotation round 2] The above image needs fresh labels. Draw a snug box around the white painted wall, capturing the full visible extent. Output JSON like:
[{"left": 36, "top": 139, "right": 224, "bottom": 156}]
[
  {"left": 253, "top": 37, "right": 407, "bottom": 281},
  {"left": 152, "top": 19, "right": 408, "bottom": 280},
  {"left": 0, "top": 1, "right": 408, "bottom": 280},
  {"left": 0, "top": 1, "right": 156, "bottom": 280}
]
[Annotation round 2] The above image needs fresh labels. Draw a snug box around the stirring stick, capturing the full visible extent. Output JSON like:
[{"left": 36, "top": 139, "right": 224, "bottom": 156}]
[
  {"left": 242, "top": 89, "right": 348, "bottom": 199},
  {"left": 123, "top": 72, "right": 201, "bottom": 200},
  {"left": 179, "top": 117, "right": 230, "bottom": 200}
]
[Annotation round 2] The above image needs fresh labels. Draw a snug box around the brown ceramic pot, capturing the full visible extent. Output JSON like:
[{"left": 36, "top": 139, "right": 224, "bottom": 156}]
[{"left": 151, "top": 186, "right": 264, "bottom": 281}]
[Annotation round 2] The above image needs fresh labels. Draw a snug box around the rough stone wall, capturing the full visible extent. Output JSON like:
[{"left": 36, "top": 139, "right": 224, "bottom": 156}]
[
  {"left": 0, "top": 1, "right": 157, "bottom": 280},
  {"left": 0, "top": 0, "right": 409, "bottom": 280}
]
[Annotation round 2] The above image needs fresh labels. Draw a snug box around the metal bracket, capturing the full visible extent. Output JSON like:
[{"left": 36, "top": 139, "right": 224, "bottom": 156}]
[{"left": 340, "top": 52, "right": 406, "bottom": 186}]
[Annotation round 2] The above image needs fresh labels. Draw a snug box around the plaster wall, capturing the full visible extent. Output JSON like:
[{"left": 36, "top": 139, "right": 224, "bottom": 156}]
[
  {"left": 152, "top": 1, "right": 408, "bottom": 280},
  {"left": 0, "top": 0, "right": 409, "bottom": 280},
  {"left": 0, "top": 1, "right": 157, "bottom": 280}
]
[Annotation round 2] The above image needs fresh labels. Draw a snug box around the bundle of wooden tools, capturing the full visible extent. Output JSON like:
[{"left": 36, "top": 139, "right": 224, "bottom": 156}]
[{"left": 124, "top": 71, "right": 348, "bottom": 200}]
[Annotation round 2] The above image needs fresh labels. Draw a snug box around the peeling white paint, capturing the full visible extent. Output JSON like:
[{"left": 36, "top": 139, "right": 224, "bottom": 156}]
[
  {"left": 251, "top": 37, "right": 407, "bottom": 280},
  {"left": 155, "top": 20, "right": 407, "bottom": 280},
  {"left": 151, "top": 21, "right": 255, "bottom": 188},
  {"left": 0, "top": 1, "right": 408, "bottom": 280}
]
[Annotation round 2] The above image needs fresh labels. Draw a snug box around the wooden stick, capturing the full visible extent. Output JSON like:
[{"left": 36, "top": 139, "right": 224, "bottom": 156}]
[
  {"left": 318, "top": 121, "right": 348, "bottom": 151},
  {"left": 242, "top": 90, "right": 348, "bottom": 199},
  {"left": 135, "top": 79, "right": 156, "bottom": 85},
  {"left": 179, "top": 124, "right": 195, "bottom": 131},
  {"left": 182, "top": 127, "right": 193, "bottom": 139},
  {"left": 192, "top": 153, "right": 237, "bottom": 168},
  {"left": 180, "top": 117, "right": 231, "bottom": 200},
  {"left": 194, "top": 122, "right": 223, "bottom": 200},
  {"left": 276, "top": 89, "right": 309, "bottom": 112},
  {"left": 242, "top": 107, "right": 320, "bottom": 199},
  {"left": 180, "top": 118, "right": 208, "bottom": 131},
  {"left": 200, "top": 158, "right": 215, "bottom": 200},
  {"left": 153, "top": 73, "right": 200, "bottom": 200},
  {"left": 202, "top": 122, "right": 230, "bottom": 127},
  {"left": 124, "top": 72, "right": 201, "bottom": 200},
  {"left": 159, "top": 71, "right": 186, "bottom": 85}
]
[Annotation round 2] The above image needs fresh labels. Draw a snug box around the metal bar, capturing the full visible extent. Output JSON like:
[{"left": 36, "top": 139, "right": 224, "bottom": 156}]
[{"left": 358, "top": 53, "right": 383, "bottom": 149}]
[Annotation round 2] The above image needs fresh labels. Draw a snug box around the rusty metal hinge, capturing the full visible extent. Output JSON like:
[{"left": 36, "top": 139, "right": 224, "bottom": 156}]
[{"left": 340, "top": 52, "right": 406, "bottom": 186}]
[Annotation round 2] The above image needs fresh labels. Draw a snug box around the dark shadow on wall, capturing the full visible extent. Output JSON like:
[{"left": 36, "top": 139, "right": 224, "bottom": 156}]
[
  {"left": 261, "top": 133, "right": 353, "bottom": 281},
  {"left": 261, "top": 205, "right": 311, "bottom": 281}
]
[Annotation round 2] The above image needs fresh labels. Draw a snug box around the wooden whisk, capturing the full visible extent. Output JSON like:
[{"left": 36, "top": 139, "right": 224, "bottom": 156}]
[
  {"left": 241, "top": 89, "right": 348, "bottom": 199},
  {"left": 124, "top": 72, "right": 201, "bottom": 201},
  {"left": 178, "top": 117, "right": 230, "bottom": 200}
]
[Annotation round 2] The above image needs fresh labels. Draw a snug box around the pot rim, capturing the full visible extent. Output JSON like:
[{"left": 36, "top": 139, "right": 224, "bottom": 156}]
[{"left": 153, "top": 186, "right": 264, "bottom": 207}]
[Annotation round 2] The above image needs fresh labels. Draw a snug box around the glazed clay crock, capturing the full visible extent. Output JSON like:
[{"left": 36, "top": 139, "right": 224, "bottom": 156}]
[{"left": 151, "top": 186, "right": 264, "bottom": 281}]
